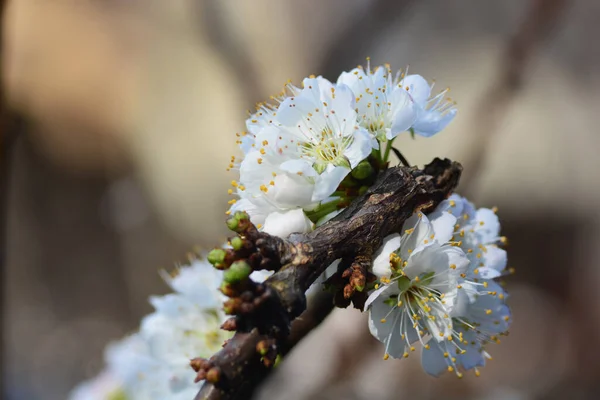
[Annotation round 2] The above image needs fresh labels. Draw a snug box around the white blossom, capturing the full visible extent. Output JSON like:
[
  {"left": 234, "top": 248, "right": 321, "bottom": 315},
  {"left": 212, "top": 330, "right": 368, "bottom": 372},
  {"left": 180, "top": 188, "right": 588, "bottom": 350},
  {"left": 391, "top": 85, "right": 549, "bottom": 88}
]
[
  {"left": 366, "top": 197, "right": 510, "bottom": 377},
  {"left": 231, "top": 77, "right": 371, "bottom": 230},
  {"left": 69, "top": 370, "right": 124, "bottom": 400},
  {"left": 431, "top": 194, "right": 507, "bottom": 279},
  {"left": 71, "top": 260, "right": 230, "bottom": 400},
  {"left": 263, "top": 208, "right": 314, "bottom": 238},
  {"left": 400, "top": 73, "right": 457, "bottom": 137},
  {"left": 366, "top": 213, "right": 470, "bottom": 359},
  {"left": 337, "top": 63, "right": 417, "bottom": 142}
]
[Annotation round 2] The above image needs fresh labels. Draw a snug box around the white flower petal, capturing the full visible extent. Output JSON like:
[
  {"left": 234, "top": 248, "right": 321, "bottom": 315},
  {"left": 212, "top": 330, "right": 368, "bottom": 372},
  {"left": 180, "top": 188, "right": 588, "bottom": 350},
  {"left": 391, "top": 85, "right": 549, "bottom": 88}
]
[
  {"left": 421, "top": 341, "right": 450, "bottom": 377},
  {"left": 388, "top": 88, "right": 417, "bottom": 139},
  {"left": 428, "top": 208, "right": 458, "bottom": 244},
  {"left": 312, "top": 165, "right": 350, "bottom": 202},
  {"left": 280, "top": 159, "right": 317, "bottom": 177},
  {"left": 401, "top": 74, "right": 431, "bottom": 106},
  {"left": 399, "top": 213, "right": 435, "bottom": 260},
  {"left": 263, "top": 209, "right": 314, "bottom": 238},
  {"left": 475, "top": 208, "right": 501, "bottom": 243},
  {"left": 372, "top": 234, "right": 402, "bottom": 278},
  {"left": 412, "top": 108, "right": 457, "bottom": 137},
  {"left": 271, "top": 173, "right": 315, "bottom": 208},
  {"left": 343, "top": 128, "right": 372, "bottom": 168}
]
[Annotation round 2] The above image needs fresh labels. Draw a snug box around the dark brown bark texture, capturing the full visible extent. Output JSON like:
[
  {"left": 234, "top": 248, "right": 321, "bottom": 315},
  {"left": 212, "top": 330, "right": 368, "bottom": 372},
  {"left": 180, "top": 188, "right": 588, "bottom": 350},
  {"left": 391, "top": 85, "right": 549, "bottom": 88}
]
[{"left": 195, "top": 158, "right": 462, "bottom": 400}]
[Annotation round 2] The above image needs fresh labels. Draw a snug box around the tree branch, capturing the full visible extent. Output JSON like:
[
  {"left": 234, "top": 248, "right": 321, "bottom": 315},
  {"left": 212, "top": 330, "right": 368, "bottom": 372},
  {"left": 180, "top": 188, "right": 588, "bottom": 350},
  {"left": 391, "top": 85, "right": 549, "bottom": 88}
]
[{"left": 194, "top": 158, "right": 462, "bottom": 400}]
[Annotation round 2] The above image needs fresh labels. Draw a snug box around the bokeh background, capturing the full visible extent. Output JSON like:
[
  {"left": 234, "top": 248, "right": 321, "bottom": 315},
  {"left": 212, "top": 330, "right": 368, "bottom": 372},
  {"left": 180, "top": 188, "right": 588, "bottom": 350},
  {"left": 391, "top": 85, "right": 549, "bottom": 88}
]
[{"left": 2, "top": 0, "right": 600, "bottom": 399}]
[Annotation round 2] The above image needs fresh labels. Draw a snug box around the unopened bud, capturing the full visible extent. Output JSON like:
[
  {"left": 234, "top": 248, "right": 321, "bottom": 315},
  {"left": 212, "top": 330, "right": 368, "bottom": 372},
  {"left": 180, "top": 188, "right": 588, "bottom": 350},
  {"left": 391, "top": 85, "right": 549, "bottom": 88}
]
[
  {"left": 227, "top": 212, "right": 250, "bottom": 233},
  {"left": 190, "top": 358, "right": 207, "bottom": 372},
  {"left": 223, "top": 261, "right": 252, "bottom": 284},
  {"left": 226, "top": 217, "right": 239, "bottom": 231},
  {"left": 206, "top": 367, "right": 221, "bottom": 384},
  {"left": 223, "top": 299, "right": 237, "bottom": 315},
  {"left": 351, "top": 160, "right": 374, "bottom": 180},
  {"left": 230, "top": 236, "right": 244, "bottom": 251},
  {"left": 233, "top": 211, "right": 249, "bottom": 221},
  {"left": 358, "top": 186, "right": 369, "bottom": 195},
  {"left": 207, "top": 249, "right": 226, "bottom": 266},
  {"left": 220, "top": 318, "right": 238, "bottom": 331},
  {"left": 220, "top": 282, "right": 237, "bottom": 297},
  {"left": 340, "top": 174, "right": 359, "bottom": 188}
]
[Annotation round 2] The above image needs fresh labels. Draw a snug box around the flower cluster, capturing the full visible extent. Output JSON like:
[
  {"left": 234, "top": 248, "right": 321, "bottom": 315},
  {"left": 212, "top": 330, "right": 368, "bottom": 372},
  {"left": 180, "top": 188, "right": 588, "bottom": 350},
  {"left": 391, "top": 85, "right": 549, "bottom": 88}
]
[
  {"left": 69, "top": 260, "right": 232, "bottom": 400},
  {"left": 366, "top": 194, "right": 511, "bottom": 377},
  {"left": 70, "top": 61, "right": 510, "bottom": 400},
  {"left": 229, "top": 62, "right": 456, "bottom": 238}
]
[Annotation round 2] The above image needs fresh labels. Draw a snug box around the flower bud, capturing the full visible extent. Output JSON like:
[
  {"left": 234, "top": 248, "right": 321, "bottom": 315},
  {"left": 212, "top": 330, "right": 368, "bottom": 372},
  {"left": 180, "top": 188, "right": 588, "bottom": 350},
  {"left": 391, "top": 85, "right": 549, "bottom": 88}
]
[
  {"left": 223, "top": 261, "right": 252, "bottom": 284},
  {"left": 227, "top": 211, "right": 250, "bottom": 232},
  {"left": 226, "top": 217, "right": 239, "bottom": 231},
  {"left": 230, "top": 236, "right": 244, "bottom": 251},
  {"left": 206, "top": 367, "right": 221, "bottom": 384},
  {"left": 207, "top": 249, "right": 226, "bottom": 266},
  {"left": 351, "top": 160, "right": 374, "bottom": 180}
]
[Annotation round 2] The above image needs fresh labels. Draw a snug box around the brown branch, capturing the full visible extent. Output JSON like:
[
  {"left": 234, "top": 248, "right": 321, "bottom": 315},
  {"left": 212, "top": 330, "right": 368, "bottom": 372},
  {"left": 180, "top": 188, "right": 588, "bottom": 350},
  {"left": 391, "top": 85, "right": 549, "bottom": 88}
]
[{"left": 194, "top": 158, "right": 462, "bottom": 400}]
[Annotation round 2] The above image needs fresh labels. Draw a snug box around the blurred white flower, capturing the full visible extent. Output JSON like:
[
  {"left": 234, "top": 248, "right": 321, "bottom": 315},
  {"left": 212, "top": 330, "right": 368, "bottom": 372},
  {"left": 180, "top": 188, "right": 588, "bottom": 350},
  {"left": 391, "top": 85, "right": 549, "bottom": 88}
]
[
  {"left": 71, "top": 260, "right": 230, "bottom": 400},
  {"left": 69, "top": 370, "right": 124, "bottom": 400}
]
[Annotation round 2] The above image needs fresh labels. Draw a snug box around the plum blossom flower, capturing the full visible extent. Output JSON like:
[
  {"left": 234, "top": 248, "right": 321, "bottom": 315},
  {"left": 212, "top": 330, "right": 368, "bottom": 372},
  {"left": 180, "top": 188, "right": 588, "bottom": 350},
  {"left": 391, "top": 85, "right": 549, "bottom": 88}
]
[
  {"left": 71, "top": 260, "right": 231, "bottom": 400},
  {"left": 430, "top": 194, "right": 508, "bottom": 279},
  {"left": 366, "top": 213, "right": 470, "bottom": 359},
  {"left": 262, "top": 208, "right": 314, "bottom": 238},
  {"left": 69, "top": 370, "right": 124, "bottom": 400},
  {"left": 230, "top": 77, "right": 371, "bottom": 236},
  {"left": 367, "top": 197, "right": 511, "bottom": 377},
  {"left": 337, "top": 62, "right": 457, "bottom": 141},
  {"left": 337, "top": 62, "right": 417, "bottom": 142},
  {"left": 238, "top": 77, "right": 371, "bottom": 208},
  {"left": 400, "top": 73, "right": 457, "bottom": 137}
]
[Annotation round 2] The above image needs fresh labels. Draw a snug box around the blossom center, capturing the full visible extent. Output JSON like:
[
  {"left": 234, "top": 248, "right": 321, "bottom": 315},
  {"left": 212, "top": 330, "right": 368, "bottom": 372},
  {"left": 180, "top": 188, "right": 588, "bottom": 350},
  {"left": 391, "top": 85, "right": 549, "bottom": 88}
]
[{"left": 300, "top": 127, "right": 352, "bottom": 172}]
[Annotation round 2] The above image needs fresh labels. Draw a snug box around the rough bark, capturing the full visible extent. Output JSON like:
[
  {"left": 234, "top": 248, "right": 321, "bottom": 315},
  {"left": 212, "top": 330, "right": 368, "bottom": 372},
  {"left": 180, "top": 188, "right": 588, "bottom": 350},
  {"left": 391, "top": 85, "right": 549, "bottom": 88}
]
[{"left": 194, "top": 158, "right": 462, "bottom": 400}]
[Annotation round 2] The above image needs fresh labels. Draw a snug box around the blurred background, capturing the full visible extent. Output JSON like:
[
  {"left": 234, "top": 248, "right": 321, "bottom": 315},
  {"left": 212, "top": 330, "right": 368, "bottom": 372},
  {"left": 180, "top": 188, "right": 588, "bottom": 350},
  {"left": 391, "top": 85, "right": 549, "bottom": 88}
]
[{"left": 2, "top": 0, "right": 600, "bottom": 399}]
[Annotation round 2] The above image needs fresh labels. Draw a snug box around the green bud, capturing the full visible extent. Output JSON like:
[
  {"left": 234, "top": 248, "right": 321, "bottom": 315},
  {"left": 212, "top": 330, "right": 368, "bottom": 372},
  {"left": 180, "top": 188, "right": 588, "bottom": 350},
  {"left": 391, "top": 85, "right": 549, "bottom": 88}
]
[
  {"left": 223, "top": 261, "right": 252, "bottom": 284},
  {"left": 227, "top": 212, "right": 250, "bottom": 232},
  {"left": 207, "top": 248, "right": 226, "bottom": 266},
  {"left": 358, "top": 186, "right": 369, "bottom": 195},
  {"left": 226, "top": 217, "right": 239, "bottom": 231},
  {"left": 257, "top": 344, "right": 269, "bottom": 356},
  {"left": 220, "top": 282, "right": 236, "bottom": 297},
  {"left": 233, "top": 211, "right": 249, "bottom": 221},
  {"left": 351, "top": 160, "right": 373, "bottom": 180},
  {"left": 340, "top": 174, "right": 359, "bottom": 188},
  {"left": 230, "top": 236, "right": 244, "bottom": 251}
]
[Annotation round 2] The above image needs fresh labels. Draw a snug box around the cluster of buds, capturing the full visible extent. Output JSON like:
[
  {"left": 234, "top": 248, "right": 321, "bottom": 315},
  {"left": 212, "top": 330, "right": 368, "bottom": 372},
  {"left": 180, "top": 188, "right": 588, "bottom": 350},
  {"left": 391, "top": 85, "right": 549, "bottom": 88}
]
[
  {"left": 324, "top": 257, "right": 377, "bottom": 309},
  {"left": 199, "top": 211, "right": 290, "bottom": 382},
  {"left": 190, "top": 358, "right": 222, "bottom": 384}
]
